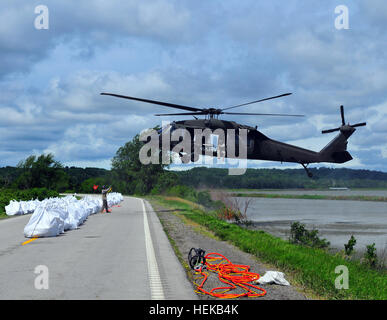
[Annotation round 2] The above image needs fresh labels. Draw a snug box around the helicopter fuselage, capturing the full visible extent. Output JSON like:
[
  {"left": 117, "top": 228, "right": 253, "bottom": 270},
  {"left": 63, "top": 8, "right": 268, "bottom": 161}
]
[{"left": 158, "top": 118, "right": 354, "bottom": 168}]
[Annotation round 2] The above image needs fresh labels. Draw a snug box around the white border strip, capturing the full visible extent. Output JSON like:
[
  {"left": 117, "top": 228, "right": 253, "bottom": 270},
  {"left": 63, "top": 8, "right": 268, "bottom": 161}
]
[{"left": 141, "top": 199, "right": 165, "bottom": 300}]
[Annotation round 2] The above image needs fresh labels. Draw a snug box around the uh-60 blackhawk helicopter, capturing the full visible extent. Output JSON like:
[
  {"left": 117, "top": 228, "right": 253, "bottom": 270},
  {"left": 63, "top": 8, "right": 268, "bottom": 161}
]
[{"left": 101, "top": 92, "right": 366, "bottom": 177}]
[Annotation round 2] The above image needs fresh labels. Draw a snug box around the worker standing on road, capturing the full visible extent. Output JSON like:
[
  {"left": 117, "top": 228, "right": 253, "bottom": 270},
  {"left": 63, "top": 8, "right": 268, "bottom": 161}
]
[{"left": 101, "top": 185, "right": 112, "bottom": 213}]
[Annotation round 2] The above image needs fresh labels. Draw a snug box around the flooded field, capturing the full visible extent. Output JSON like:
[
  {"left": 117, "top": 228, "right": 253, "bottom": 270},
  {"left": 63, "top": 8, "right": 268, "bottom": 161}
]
[
  {"left": 238, "top": 189, "right": 387, "bottom": 197},
  {"left": 239, "top": 191, "right": 387, "bottom": 261}
]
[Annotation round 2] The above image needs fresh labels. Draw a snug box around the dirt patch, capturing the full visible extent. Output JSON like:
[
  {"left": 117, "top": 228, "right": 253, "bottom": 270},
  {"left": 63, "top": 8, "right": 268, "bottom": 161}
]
[{"left": 149, "top": 199, "right": 308, "bottom": 300}]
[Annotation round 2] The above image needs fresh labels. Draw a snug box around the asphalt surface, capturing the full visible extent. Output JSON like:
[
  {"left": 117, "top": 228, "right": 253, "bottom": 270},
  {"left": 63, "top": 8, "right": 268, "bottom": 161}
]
[{"left": 0, "top": 196, "right": 197, "bottom": 300}]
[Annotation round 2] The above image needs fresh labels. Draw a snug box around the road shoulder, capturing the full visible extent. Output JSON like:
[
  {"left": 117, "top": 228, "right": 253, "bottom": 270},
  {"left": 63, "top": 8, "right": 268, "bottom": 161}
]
[{"left": 147, "top": 198, "right": 309, "bottom": 300}]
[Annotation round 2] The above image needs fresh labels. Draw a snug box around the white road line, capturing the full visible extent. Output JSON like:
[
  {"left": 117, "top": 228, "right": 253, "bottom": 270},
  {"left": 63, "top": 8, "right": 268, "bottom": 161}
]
[{"left": 141, "top": 199, "right": 165, "bottom": 300}]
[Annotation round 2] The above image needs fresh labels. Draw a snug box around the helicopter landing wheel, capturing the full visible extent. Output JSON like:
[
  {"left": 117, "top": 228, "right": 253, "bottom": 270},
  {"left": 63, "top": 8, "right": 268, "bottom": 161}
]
[{"left": 301, "top": 163, "right": 313, "bottom": 178}]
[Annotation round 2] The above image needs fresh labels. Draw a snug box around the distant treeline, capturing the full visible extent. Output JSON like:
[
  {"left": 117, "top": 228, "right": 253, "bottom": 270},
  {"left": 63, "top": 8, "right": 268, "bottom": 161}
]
[
  {"left": 174, "top": 167, "right": 387, "bottom": 189},
  {"left": 2, "top": 147, "right": 387, "bottom": 195},
  {"left": 0, "top": 163, "right": 109, "bottom": 193},
  {"left": 2, "top": 164, "right": 387, "bottom": 193}
]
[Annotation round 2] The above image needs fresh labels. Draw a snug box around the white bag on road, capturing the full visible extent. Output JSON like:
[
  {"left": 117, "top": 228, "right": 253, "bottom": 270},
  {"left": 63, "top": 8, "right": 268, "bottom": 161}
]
[
  {"left": 24, "top": 203, "right": 66, "bottom": 238},
  {"left": 256, "top": 271, "right": 290, "bottom": 286},
  {"left": 5, "top": 200, "right": 23, "bottom": 216}
]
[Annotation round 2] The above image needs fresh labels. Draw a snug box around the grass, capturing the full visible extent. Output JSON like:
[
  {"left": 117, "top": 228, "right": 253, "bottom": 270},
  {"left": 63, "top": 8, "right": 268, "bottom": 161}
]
[
  {"left": 230, "top": 192, "right": 387, "bottom": 202},
  {"left": 153, "top": 196, "right": 387, "bottom": 300},
  {"left": 154, "top": 196, "right": 219, "bottom": 240}
]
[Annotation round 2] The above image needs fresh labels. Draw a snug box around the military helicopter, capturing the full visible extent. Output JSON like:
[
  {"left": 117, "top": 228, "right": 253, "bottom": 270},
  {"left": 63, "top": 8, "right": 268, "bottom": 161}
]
[{"left": 100, "top": 92, "right": 366, "bottom": 177}]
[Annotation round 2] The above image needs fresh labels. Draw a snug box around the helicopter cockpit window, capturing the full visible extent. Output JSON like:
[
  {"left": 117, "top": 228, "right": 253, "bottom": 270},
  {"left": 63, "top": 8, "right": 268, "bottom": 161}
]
[
  {"left": 211, "top": 134, "right": 218, "bottom": 151},
  {"left": 201, "top": 134, "right": 218, "bottom": 153}
]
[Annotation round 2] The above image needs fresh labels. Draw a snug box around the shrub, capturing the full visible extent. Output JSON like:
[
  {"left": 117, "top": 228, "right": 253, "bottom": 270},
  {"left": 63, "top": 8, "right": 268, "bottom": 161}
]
[
  {"left": 211, "top": 190, "right": 252, "bottom": 224},
  {"left": 290, "top": 221, "right": 330, "bottom": 249},
  {"left": 344, "top": 235, "right": 357, "bottom": 256},
  {"left": 364, "top": 243, "right": 378, "bottom": 267},
  {"left": 165, "top": 185, "right": 197, "bottom": 201}
]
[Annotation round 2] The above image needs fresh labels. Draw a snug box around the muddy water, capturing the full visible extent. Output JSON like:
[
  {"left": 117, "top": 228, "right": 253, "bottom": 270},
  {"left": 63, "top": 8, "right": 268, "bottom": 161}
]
[
  {"left": 241, "top": 196, "right": 387, "bottom": 258},
  {"left": 239, "top": 189, "right": 387, "bottom": 197}
]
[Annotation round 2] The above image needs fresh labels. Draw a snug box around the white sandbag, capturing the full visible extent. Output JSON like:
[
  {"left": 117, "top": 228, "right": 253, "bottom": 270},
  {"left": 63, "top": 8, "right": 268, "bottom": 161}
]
[
  {"left": 5, "top": 200, "right": 23, "bottom": 216},
  {"left": 256, "top": 271, "right": 290, "bottom": 286},
  {"left": 24, "top": 203, "right": 66, "bottom": 238},
  {"left": 67, "top": 200, "right": 85, "bottom": 227},
  {"left": 93, "top": 198, "right": 103, "bottom": 213},
  {"left": 78, "top": 201, "right": 90, "bottom": 224},
  {"left": 28, "top": 199, "right": 40, "bottom": 213},
  {"left": 79, "top": 200, "right": 92, "bottom": 218},
  {"left": 83, "top": 196, "right": 99, "bottom": 215},
  {"left": 61, "top": 196, "right": 78, "bottom": 226},
  {"left": 107, "top": 192, "right": 123, "bottom": 206},
  {"left": 64, "top": 208, "right": 78, "bottom": 230},
  {"left": 20, "top": 201, "right": 32, "bottom": 214}
]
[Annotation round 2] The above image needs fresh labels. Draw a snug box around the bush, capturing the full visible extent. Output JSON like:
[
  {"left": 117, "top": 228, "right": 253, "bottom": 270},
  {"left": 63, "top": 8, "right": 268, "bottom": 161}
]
[
  {"left": 196, "top": 191, "right": 216, "bottom": 208},
  {"left": 150, "top": 172, "right": 179, "bottom": 195},
  {"left": 364, "top": 243, "right": 378, "bottom": 267},
  {"left": 165, "top": 185, "right": 197, "bottom": 201},
  {"left": 344, "top": 235, "right": 357, "bottom": 256},
  {"left": 79, "top": 177, "right": 107, "bottom": 194},
  {"left": 211, "top": 190, "right": 252, "bottom": 224},
  {"left": 290, "top": 221, "right": 330, "bottom": 249}
]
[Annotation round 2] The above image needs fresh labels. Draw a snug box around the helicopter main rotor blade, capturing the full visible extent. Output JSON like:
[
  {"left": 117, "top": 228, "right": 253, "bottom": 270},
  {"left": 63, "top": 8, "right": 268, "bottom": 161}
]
[
  {"left": 221, "top": 93, "right": 292, "bottom": 111},
  {"left": 222, "top": 112, "right": 304, "bottom": 117},
  {"left": 100, "top": 93, "right": 203, "bottom": 112},
  {"left": 155, "top": 112, "right": 207, "bottom": 116}
]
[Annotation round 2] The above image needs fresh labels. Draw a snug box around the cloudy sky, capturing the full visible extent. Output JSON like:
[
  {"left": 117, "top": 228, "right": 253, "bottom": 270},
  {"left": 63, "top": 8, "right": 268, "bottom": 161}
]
[{"left": 0, "top": 0, "right": 386, "bottom": 171}]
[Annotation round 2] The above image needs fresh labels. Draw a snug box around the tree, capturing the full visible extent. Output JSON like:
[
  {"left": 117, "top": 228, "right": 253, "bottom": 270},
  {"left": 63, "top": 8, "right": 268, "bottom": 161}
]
[
  {"left": 111, "top": 131, "right": 174, "bottom": 195},
  {"left": 14, "top": 154, "right": 69, "bottom": 191},
  {"left": 80, "top": 177, "right": 109, "bottom": 194}
]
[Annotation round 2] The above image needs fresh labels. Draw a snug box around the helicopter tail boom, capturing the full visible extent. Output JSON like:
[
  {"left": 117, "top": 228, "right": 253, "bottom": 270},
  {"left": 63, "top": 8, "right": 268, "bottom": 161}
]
[
  {"left": 318, "top": 127, "right": 354, "bottom": 163},
  {"left": 318, "top": 105, "right": 366, "bottom": 164}
]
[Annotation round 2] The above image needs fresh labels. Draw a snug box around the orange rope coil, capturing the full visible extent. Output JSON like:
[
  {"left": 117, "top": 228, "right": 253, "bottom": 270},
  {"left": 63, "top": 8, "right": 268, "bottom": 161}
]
[{"left": 193, "top": 252, "right": 267, "bottom": 299}]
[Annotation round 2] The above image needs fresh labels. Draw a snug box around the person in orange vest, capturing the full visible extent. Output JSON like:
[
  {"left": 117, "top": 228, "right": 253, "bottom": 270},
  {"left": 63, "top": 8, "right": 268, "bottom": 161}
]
[{"left": 101, "top": 185, "right": 112, "bottom": 213}]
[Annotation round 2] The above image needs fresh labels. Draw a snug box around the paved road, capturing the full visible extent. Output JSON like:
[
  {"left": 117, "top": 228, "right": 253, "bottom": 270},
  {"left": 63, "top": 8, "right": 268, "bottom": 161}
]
[{"left": 0, "top": 196, "right": 197, "bottom": 300}]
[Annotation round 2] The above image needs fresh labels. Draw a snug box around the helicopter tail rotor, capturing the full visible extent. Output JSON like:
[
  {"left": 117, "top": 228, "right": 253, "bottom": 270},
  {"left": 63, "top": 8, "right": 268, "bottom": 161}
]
[{"left": 322, "top": 105, "right": 366, "bottom": 134}]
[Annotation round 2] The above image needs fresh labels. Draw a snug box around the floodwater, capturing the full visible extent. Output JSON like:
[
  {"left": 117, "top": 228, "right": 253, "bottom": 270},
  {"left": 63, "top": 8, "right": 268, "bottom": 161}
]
[
  {"left": 239, "top": 193, "right": 387, "bottom": 259},
  {"left": 238, "top": 189, "right": 387, "bottom": 197}
]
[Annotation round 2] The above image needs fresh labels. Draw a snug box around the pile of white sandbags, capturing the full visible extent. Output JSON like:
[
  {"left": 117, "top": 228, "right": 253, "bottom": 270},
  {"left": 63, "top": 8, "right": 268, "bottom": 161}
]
[
  {"left": 22, "top": 193, "right": 123, "bottom": 238},
  {"left": 5, "top": 199, "right": 42, "bottom": 216},
  {"left": 107, "top": 192, "right": 124, "bottom": 207}
]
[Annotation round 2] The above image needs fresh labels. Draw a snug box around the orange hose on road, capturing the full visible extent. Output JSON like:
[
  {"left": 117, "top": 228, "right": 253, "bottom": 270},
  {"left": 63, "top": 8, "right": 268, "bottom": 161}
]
[{"left": 193, "top": 252, "right": 266, "bottom": 299}]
